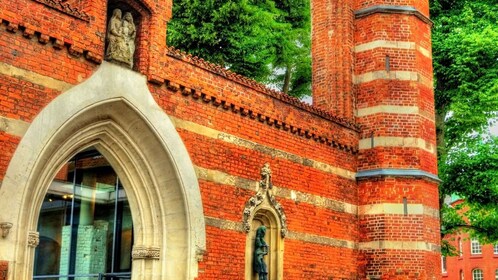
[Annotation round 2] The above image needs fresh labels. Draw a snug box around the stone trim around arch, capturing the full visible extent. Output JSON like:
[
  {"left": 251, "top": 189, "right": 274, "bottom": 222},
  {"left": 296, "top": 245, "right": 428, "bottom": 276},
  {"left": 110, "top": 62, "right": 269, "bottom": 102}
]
[{"left": 0, "top": 62, "right": 206, "bottom": 280}]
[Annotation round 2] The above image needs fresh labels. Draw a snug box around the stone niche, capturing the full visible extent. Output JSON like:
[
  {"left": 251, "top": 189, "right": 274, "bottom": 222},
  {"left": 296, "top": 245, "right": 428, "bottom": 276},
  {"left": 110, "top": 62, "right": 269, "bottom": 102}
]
[{"left": 244, "top": 164, "right": 285, "bottom": 280}]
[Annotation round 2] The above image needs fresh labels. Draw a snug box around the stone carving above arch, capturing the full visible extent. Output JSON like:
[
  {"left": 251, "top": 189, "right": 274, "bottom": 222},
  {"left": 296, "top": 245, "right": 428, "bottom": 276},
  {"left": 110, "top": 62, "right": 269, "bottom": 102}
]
[
  {"left": 243, "top": 163, "right": 288, "bottom": 238},
  {"left": 105, "top": 8, "right": 136, "bottom": 68}
]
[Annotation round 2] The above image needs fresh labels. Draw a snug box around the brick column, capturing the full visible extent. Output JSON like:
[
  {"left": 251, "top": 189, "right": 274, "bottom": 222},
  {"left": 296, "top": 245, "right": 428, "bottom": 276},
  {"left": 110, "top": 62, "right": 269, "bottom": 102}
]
[
  {"left": 311, "top": 0, "right": 355, "bottom": 120},
  {"left": 353, "top": 1, "right": 440, "bottom": 279}
]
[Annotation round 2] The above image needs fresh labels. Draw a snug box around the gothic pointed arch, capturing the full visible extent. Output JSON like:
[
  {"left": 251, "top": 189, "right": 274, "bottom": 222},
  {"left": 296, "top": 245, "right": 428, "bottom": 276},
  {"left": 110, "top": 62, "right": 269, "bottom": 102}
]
[{"left": 0, "top": 62, "right": 206, "bottom": 280}]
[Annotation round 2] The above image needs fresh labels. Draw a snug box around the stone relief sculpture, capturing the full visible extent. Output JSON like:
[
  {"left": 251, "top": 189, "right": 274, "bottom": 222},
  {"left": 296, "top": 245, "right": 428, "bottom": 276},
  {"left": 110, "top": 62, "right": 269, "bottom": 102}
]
[
  {"left": 28, "top": 231, "right": 40, "bottom": 248},
  {"left": 253, "top": 226, "right": 269, "bottom": 280},
  {"left": 105, "top": 9, "right": 136, "bottom": 68},
  {"left": 122, "top": 12, "right": 136, "bottom": 65}
]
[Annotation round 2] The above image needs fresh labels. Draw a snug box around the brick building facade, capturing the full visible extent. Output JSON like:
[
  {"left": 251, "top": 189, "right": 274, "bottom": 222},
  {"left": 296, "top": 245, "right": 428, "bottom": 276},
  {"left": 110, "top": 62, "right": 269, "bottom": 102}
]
[
  {"left": 442, "top": 233, "right": 498, "bottom": 280},
  {"left": 0, "top": 0, "right": 440, "bottom": 279}
]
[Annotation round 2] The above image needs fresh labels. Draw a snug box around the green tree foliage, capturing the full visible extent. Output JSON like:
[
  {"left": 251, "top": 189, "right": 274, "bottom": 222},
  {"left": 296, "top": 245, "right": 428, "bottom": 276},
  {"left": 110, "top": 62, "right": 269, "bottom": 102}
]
[
  {"left": 432, "top": 0, "right": 498, "bottom": 253},
  {"left": 440, "top": 136, "right": 498, "bottom": 252},
  {"left": 167, "top": 0, "right": 311, "bottom": 97},
  {"left": 432, "top": 0, "right": 498, "bottom": 147}
]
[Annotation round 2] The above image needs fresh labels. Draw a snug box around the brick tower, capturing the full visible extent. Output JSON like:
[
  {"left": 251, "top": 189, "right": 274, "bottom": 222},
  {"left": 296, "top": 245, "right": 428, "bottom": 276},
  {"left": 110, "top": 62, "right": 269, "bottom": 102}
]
[
  {"left": 312, "top": 0, "right": 441, "bottom": 279},
  {"left": 311, "top": 0, "right": 355, "bottom": 120}
]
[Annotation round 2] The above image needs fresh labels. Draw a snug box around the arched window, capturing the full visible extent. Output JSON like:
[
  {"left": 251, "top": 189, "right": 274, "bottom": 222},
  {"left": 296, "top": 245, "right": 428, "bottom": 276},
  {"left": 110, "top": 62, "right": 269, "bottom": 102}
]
[
  {"left": 460, "top": 269, "right": 464, "bottom": 280},
  {"left": 459, "top": 237, "right": 463, "bottom": 257},
  {"left": 495, "top": 269, "right": 498, "bottom": 280},
  {"left": 442, "top": 256, "right": 447, "bottom": 273},
  {"left": 473, "top": 269, "right": 483, "bottom": 280},
  {"left": 33, "top": 148, "right": 133, "bottom": 279}
]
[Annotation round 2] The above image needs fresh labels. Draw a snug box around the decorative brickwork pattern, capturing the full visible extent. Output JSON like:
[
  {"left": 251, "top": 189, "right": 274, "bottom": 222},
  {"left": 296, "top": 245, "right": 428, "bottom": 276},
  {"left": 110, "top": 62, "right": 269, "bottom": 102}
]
[
  {"left": 166, "top": 46, "right": 359, "bottom": 130},
  {"left": 31, "top": 0, "right": 91, "bottom": 21}
]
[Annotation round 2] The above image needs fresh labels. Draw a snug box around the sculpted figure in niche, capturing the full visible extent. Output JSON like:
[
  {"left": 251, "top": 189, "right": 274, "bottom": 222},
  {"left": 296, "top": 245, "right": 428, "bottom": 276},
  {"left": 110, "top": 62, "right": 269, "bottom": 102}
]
[
  {"left": 253, "top": 226, "right": 269, "bottom": 280},
  {"left": 105, "top": 9, "right": 136, "bottom": 68},
  {"left": 122, "top": 12, "right": 136, "bottom": 67}
]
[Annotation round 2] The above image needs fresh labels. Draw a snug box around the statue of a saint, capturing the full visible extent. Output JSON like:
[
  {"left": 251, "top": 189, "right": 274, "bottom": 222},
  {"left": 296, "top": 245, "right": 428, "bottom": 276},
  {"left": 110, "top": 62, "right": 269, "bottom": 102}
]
[
  {"left": 122, "top": 12, "right": 136, "bottom": 67},
  {"left": 253, "top": 226, "right": 269, "bottom": 280},
  {"left": 105, "top": 9, "right": 136, "bottom": 68}
]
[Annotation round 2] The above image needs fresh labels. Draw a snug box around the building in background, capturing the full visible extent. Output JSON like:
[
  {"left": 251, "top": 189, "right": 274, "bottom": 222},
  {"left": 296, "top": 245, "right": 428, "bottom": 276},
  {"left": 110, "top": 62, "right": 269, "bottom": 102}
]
[
  {"left": 443, "top": 233, "right": 498, "bottom": 280},
  {"left": 442, "top": 199, "right": 498, "bottom": 280}
]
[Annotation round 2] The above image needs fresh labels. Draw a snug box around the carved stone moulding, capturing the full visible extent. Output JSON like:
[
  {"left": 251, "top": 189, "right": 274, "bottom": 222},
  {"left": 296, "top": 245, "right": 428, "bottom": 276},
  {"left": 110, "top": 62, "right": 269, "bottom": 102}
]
[
  {"left": 243, "top": 163, "right": 288, "bottom": 238},
  {"left": 28, "top": 231, "right": 40, "bottom": 248},
  {"left": 0, "top": 222, "right": 13, "bottom": 238},
  {"left": 132, "top": 245, "right": 160, "bottom": 260}
]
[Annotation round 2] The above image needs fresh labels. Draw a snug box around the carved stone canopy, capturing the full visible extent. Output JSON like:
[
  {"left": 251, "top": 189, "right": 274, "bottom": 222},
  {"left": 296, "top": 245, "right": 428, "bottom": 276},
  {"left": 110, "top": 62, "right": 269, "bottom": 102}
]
[{"left": 243, "top": 163, "right": 288, "bottom": 238}]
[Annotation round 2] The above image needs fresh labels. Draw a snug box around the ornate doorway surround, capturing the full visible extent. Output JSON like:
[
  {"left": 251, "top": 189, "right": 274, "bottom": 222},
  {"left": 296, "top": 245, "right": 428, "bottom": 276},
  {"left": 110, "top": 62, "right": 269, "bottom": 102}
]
[{"left": 0, "top": 62, "right": 206, "bottom": 280}]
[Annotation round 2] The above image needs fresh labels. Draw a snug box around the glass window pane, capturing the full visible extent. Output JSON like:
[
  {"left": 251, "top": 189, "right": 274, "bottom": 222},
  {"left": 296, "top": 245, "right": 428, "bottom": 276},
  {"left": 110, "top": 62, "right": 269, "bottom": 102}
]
[
  {"left": 471, "top": 238, "right": 482, "bottom": 255},
  {"left": 473, "top": 269, "right": 483, "bottom": 280},
  {"left": 34, "top": 149, "right": 133, "bottom": 279}
]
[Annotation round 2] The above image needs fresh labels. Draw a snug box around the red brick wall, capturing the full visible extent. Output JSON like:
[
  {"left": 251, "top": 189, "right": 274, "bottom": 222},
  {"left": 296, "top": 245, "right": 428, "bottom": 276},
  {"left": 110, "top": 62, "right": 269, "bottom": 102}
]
[
  {"left": 0, "top": 261, "right": 7, "bottom": 280},
  {"left": 311, "top": 0, "right": 355, "bottom": 120},
  {"left": 0, "top": 0, "right": 439, "bottom": 279}
]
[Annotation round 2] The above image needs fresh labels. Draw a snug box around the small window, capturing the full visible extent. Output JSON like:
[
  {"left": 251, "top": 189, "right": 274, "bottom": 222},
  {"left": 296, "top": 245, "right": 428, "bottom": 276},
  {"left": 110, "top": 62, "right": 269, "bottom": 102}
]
[
  {"left": 495, "top": 269, "right": 498, "bottom": 280},
  {"left": 459, "top": 237, "right": 463, "bottom": 257},
  {"left": 461, "top": 270, "right": 464, "bottom": 280},
  {"left": 473, "top": 269, "right": 483, "bottom": 280},
  {"left": 442, "top": 256, "right": 447, "bottom": 273},
  {"left": 471, "top": 238, "right": 482, "bottom": 255},
  {"left": 494, "top": 244, "right": 498, "bottom": 254}
]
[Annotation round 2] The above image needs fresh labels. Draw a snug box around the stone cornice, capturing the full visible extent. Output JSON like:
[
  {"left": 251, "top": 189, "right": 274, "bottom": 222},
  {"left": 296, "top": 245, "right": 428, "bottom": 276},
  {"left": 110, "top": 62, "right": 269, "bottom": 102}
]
[
  {"left": 354, "top": 5, "right": 433, "bottom": 26},
  {"left": 165, "top": 46, "right": 360, "bottom": 132},
  {"left": 356, "top": 168, "right": 441, "bottom": 183}
]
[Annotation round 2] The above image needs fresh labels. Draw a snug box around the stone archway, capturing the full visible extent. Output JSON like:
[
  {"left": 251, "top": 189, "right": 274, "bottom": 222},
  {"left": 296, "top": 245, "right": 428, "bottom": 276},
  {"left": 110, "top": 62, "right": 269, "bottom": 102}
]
[{"left": 0, "top": 62, "right": 206, "bottom": 280}]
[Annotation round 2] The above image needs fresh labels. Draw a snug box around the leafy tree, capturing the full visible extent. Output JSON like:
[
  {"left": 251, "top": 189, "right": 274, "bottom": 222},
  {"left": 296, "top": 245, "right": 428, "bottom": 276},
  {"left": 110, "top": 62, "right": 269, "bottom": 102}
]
[
  {"left": 440, "top": 135, "right": 498, "bottom": 254},
  {"left": 167, "top": 0, "right": 311, "bottom": 97},
  {"left": 431, "top": 0, "right": 498, "bottom": 254},
  {"left": 432, "top": 0, "right": 498, "bottom": 148}
]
